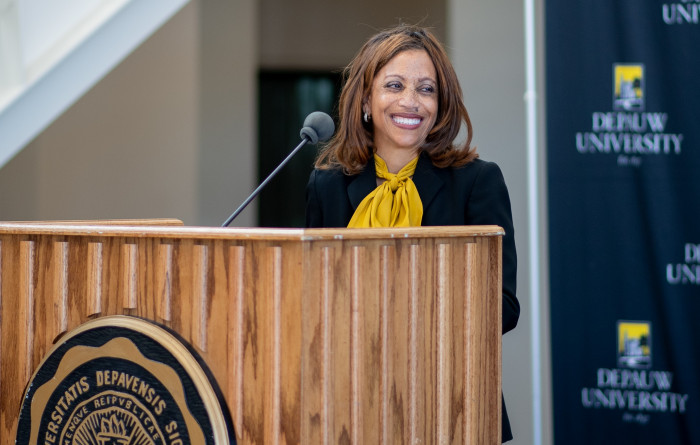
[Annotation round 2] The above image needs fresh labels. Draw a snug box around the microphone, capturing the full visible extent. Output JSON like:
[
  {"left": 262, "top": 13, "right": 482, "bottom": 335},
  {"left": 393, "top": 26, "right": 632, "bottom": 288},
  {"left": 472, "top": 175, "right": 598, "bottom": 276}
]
[
  {"left": 299, "top": 111, "right": 335, "bottom": 144},
  {"left": 221, "top": 111, "right": 335, "bottom": 227}
]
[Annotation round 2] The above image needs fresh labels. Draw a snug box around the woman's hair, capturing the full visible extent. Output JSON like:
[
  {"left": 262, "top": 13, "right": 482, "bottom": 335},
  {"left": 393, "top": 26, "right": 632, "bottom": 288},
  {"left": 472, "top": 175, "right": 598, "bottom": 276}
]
[{"left": 315, "top": 24, "right": 478, "bottom": 174}]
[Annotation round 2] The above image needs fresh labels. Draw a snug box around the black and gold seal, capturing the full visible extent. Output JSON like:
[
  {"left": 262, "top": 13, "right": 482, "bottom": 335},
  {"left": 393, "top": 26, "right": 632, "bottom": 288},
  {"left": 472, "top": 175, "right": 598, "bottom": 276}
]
[{"left": 16, "top": 316, "right": 235, "bottom": 444}]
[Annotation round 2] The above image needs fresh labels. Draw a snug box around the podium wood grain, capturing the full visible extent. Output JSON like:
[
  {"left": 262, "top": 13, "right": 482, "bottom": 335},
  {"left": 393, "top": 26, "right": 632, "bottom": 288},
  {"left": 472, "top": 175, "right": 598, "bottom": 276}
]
[{"left": 0, "top": 223, "right": 502, "bottom": 444}]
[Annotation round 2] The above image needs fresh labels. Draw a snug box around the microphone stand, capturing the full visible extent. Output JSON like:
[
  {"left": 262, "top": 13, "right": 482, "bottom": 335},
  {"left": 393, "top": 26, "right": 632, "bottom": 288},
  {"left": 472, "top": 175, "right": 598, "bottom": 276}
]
[{"left": 221, "top": 137, "right": 311, "bottom": 227}]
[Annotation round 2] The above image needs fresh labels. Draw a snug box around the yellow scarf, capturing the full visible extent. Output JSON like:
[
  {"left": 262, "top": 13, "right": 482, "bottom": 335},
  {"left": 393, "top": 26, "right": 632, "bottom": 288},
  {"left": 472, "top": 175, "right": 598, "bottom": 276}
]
[{"left": 347, "top": 154, "right": 423, "bottom": 228}]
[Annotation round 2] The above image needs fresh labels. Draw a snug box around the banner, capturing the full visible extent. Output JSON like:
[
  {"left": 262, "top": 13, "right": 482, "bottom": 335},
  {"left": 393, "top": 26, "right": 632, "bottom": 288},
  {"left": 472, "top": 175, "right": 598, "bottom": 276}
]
[{"left": 546, "top": 1, "right": 700, "bottom": 443}]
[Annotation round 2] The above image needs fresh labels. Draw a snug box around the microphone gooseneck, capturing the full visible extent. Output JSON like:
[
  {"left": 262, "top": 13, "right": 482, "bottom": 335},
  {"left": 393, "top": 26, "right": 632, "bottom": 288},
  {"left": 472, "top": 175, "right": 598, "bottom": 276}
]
[{"left": 221, "top": 111, "right": 335, "bottom": 227}]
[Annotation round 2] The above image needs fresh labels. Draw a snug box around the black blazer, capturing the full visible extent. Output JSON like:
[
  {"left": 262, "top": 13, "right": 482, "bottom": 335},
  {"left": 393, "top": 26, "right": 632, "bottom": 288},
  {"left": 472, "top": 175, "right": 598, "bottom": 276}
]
[{"left": 306, "top": 153, "right": 520, "bottom": 441}]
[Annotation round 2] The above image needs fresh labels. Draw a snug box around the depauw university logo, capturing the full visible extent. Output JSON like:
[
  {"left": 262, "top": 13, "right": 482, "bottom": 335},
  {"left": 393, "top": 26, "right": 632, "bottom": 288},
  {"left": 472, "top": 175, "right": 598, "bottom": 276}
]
[
  {"left": 613, "top": 64, "right": 645, "bottom": 111},
  {"left": 617, "top": 320, "right": 652, "bottom": 369}
]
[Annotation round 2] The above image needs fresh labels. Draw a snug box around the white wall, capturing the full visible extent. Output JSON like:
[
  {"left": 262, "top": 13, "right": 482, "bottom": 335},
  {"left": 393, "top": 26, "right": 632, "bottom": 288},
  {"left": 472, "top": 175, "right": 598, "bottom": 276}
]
[
  {"left": 0, "top": 0, "right": 22, "bottom": 92},
  {"left": 0, "top": 1, "right": 194, "bottom": 222},
  {"left": 0, "top": 0, "right": 258, "bottom": 227},
  {"left": 17, "top": 0, "right": 121, "bottom": 78}
]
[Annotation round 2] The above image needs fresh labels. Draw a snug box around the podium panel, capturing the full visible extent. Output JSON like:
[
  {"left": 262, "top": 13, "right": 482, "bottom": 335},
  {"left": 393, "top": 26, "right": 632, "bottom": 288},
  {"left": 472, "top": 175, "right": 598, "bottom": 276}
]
[{"left": 0, "top": 222, "right": 503, "bottom": 444}]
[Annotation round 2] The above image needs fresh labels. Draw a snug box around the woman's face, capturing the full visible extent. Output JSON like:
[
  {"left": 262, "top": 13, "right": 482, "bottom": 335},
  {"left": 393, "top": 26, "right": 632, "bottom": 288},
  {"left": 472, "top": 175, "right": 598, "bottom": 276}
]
[{"left": 366, "top": 49, "right": 438, "bottom": 158}]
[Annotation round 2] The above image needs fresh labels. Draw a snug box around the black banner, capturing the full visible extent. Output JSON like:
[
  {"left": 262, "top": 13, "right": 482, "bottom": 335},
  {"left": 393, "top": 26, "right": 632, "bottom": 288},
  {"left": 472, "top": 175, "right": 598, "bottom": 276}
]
[{"left": 546, "top": 1, "right": 700, "bottom": 443}]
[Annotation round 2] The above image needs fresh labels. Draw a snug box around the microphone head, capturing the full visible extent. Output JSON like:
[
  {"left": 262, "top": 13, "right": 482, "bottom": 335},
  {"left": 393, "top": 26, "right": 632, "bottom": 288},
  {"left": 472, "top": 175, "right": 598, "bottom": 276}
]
[{"left": 299, "top": 111, "right": 335, "bottom": 144}]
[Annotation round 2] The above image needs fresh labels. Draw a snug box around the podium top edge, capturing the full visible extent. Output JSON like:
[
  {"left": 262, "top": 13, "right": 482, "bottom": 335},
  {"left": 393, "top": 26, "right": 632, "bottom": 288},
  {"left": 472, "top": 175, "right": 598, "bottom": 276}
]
[
  {"left": 0, "top": 222, "right": 504, "bottom": 240},
  {"left": 299, "top": 226, "right": 505, "bottom": 240}
]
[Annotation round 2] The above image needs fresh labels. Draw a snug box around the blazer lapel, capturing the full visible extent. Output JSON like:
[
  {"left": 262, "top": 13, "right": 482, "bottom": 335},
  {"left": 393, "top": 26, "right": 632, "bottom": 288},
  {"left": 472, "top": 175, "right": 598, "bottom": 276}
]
[
  {"left": 412, "top": 153, "right": 444, "bottom": 211},
  {"left": 347, "top": 162, "right": 378, "bottom": 210}
]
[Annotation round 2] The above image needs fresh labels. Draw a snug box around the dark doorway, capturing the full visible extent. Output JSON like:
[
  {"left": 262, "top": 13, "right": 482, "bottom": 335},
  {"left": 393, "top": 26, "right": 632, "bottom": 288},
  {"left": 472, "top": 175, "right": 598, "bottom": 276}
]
[{"left": 257, "top": 71, "right": 341, "bottom": 227}]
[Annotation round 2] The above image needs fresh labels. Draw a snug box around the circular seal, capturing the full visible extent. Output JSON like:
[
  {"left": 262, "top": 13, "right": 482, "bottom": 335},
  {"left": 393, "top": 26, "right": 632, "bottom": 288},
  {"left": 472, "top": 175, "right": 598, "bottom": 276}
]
[{"left": 16, "top": 316, "right": 235, "bottom": 445}]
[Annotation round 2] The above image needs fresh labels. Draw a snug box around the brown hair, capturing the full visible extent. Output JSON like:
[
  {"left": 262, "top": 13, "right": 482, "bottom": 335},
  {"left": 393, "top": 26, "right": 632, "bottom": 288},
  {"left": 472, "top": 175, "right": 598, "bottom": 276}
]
[{"left": 315, "top": 25, "right": 478, "bottom": 174}]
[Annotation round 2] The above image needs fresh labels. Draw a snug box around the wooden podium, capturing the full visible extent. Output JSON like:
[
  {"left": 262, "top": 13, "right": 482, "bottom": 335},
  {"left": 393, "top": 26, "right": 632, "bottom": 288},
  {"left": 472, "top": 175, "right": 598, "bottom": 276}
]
[{"left": 0, "top": 221, "right": 503, "bottom": 444}]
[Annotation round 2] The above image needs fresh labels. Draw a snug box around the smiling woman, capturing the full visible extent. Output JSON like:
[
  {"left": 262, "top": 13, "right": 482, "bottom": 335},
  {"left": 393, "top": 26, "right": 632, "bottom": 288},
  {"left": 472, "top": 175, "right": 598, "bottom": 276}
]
[
  {"left": 313, "top": 25, "right": 477, "bottom": 176},
  {"left": 366, "top": 49, "right": 438, "bottom": 173},
  {"left": 305, "top": 24, "right": 521, "bottom": 443}
]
